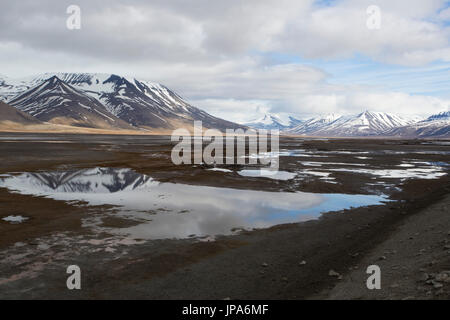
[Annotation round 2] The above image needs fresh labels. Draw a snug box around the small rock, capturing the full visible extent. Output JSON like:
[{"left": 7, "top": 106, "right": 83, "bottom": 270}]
[
  {"left": 329, "top": 270, "right": 341, "bottom": 277},
  {"left": 435, "top": 289, "right": 444, "bottom": 296},
  {"left": 444, "top": 245, "right": 450, "bottom": 250},
  {"left": 223, "top": 297, "right": 231, "bottom": 300},
  {"left": 435, "top": 272, "right": 449, "bottom": 282},
  {"left": 379, "top": 256, "right": 387, "bottom": 261},
  {"left": 432, "top": 281, "right": 443, "bottom": 289},
  {"left": 261, "top": 262, "right": 268, "bottom": 267},
  {"left": 338, "top": 275, "right": 343, "bottom": 280},
  {"left": 282, "top": 277, "right": 288, "bottom": 282},
  {"left": 390, "top": 283, "right": 400, "bottom": 288},
  {"left": 417, "top": 286, "right": 426, "bottom": 292},
  {"left": 420, "top": 273, "right": 429, "bottom": 282},
  {"left": 299, "top": 260, "right": 307, "bottom": 266}
]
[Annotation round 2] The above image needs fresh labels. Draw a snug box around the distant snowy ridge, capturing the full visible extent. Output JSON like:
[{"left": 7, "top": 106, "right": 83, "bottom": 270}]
[
  {"left": 287, "top": 110, "right": 450, "bottom": 138},
  {"left": 243, "top": 113, "right": 303, "bottom": 130},
  {"left": 386, "top": 111, "right": 450, "bottom": 138}
]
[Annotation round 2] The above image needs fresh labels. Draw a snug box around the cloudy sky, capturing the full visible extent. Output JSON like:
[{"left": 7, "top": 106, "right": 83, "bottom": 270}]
[{"left": 0, "top": 0, "right": 449, "bottom": 122}]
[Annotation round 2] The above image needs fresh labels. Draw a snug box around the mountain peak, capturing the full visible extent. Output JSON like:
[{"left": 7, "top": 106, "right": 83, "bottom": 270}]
[
  {"left": 47, "top": 75, "right": 60, "bottom": 82},
  {"left": 358, "top": 110, "right": 380, "bottom": 117},
  {"left": 426, "top": 111, "right": 450, "bottom": 121},
  {"left": 244, "top": 113, "right": 303, "bottom": 130},
  {"left": 8, "top": 75, "right": 133, "bottom": 130}
]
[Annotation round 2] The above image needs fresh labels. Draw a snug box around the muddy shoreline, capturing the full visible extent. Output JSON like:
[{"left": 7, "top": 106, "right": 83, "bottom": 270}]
[{"left": 0, "top": 133, "right": 449, "bottom": 299}]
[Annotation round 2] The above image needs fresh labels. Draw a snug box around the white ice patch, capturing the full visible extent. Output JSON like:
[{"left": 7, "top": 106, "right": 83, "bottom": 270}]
[
  {"left": 301, "top": 161, "right": 366, "bottom": 167},
  {"left": 303, "top": 170, "right": 330, "bottom": 177},
  {"left": 330, "top": 167, "right": 447, "bottom": 180},
  {"left": 301, "top": 170, "right": 337, "bottom": 184},
  {"left": 300, "top": 161, "right": 323, "bottom": 167},
  {"left": 238, "top": 169, "right": 296, "bottom": 180},
  {"left": 398, "top": 163, "right": 415, "bottom": 168},
  {"left": 2, "top": 215, "right": 28, "bottom": 223},
  {"left": 207, "top": 168, "right": 233, "bottom": 173}
]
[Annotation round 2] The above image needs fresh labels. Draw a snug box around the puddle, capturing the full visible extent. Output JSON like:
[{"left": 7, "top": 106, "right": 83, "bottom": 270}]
[{"left": 0, "top": 168, "right": 389, "bottom": 240}]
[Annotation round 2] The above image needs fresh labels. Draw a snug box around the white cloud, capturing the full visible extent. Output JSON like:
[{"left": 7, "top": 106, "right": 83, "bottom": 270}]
[
  {"left": 191, "top": 99, "right": 272, "bottom": 123},
  {"left": 0, "top": 0, "right": 449, "bottom": 122},
  {"left": 439, "top": 7, "right": 450, "bottom": 20}
]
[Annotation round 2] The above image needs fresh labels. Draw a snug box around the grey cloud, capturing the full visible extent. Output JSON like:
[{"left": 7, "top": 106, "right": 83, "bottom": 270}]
[{"left": 0, "top": 0, "right": 449, "bottom": 121}]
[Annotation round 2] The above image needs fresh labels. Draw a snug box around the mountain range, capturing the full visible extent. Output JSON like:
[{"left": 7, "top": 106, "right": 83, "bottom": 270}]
[
  {"left": 0, "top": 73, "right": 448, "bottom": 137},
  {"left": 0, "top": 73, "right": 244, "bottom": 132},
  {"left": 246, "top": 111, "right": 449, "bottom": 138},
  {"left": 288, "top": 111, "right": 417, "bottom": 137}
]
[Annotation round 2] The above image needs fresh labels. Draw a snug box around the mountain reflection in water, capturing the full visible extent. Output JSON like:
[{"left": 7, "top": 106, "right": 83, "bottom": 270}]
[{"left": 0, "top": 168, "right": 388, "bottom": 239}]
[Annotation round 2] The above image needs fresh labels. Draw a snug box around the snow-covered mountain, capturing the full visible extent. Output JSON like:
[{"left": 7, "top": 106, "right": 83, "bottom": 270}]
[
  {"left": 426, "top": 111, "right": 450, "bottom": 122},
  {"left": 8, "top": 76, "right": 133, "bottom": 129},
  {"left": 287, "top": 113, "right": 342, "bottom": 134},
  {"left": 0, "top": 74, "right": 45, "bottom": 101},
  {"left": 1, "top": 73, "right": 244, "bottom": 131},
  {"left": 244, "top": 113, "right": 303, "bottom": 130},
  {"left": 288, "top": 111, "right": 419, "bottom": 137},
  {"left": 387, "top": 111, "right": 450, "bottom": 138}
]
